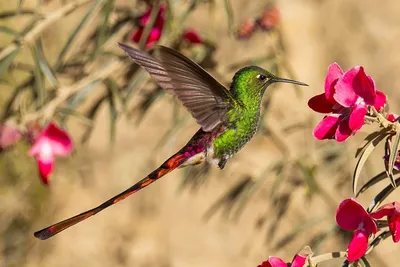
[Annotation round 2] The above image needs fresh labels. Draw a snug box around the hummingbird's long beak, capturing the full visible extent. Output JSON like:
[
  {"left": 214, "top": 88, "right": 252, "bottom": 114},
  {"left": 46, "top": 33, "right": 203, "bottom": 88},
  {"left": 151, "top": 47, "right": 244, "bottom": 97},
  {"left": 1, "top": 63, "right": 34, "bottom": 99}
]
[{"left": 274, "top": 77, "right": 308, "bottom": 86}]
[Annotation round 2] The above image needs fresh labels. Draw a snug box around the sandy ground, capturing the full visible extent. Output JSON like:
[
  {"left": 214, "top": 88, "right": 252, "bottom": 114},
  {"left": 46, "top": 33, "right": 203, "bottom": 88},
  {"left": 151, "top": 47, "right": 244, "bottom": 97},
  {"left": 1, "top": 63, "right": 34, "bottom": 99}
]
[{"left": 1, "top": 0, "right": 400, "bottom": 266}]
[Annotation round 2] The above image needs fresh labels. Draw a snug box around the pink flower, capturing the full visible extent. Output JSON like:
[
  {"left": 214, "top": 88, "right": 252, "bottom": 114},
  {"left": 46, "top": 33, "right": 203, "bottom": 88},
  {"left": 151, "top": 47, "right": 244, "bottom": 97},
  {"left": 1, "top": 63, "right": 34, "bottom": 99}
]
[
  {"left": 336, "top": 198, "right": 378, "bottom": 262},
  {"left": 257, "top": 7, "right": 280, "bottom": 31},
  {"left": 370, "top": 201, "right": 400, "bottom": 243},
  {"left": 0, "top": 123, "right": 21, "bottom": 150},
  {"left": 237, "top": 18, "right": 256, "bottom": 39},
  {"left": 28, "top": 122, "right": 73, "bottom": 185},
  {"left": 258, "top": 247, "right": 312, "bottom": 267},
  {"left": 183, "top": 29, "right": 203, "bottom": 44},
  {"left": 130, "top": 4, "right": 166, "bottom": 48},
  {"left": 308, "top": 63, "right": 386, "bottom": 142}
]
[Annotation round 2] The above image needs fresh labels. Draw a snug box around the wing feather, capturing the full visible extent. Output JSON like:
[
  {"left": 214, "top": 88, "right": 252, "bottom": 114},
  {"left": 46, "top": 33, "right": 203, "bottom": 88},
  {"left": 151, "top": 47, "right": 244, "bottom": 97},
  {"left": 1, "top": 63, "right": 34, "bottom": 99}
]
[{"left": 118, "top": 43, "right": 234, "bottom": 132}]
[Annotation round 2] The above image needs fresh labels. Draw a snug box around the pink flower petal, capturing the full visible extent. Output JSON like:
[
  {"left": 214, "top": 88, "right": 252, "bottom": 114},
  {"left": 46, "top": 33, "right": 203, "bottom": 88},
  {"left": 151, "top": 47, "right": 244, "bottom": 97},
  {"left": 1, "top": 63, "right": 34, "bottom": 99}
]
[
  {"left": 334, "top": 68, "right": 360, "bottom": 107},
  {"left": 324, "top": 62, "right": 343, "bottom": 101},
  {"left": 335, "top": 116, "right": 352, "bottom": 142},
  {"left": 387, "top": 113, "right": 398, "bottom": 122},
  {"left": 37, "top": 156, "right": 54, "bottom": 185},
  {"left": 370, "top": 202, "right": 396, "bottom": 219},
  {"left": 347, "top": 229, "right": 368, "bottom": 262},
  {"left": 336, "top": 198, "right": 366, "bottom": 231},
  {"left": 349, "top": 105, "right": 367, "bottom": 131},
  {"left": 389, "top": 214, "right": 400, "bottom": 243},
  {"left": 351, "top": 67, "right": 376, "bottom": 105},
  {"left": 374, "top": 90, "right": 387, "bottom": 110},
  {"left": 183, "top": 29, "right": 203, "bottom": 44},
  {"left": 267, "top": 256, "right": 287, "bottom": 267},
  {"left": 43, "top": 123, "right": 73, "bottom": 156},
  {"left": 313, "top": 115, "right": 339, "bottom": 140},
  {"left": 130, "top": 28, "right": 143, "bottom": 43},
  {"left": 0, "top": 124, "right": 21, "bottom": 149},
  {"left": 308, "top": 93, "right": 335, "bottom": 113},
  {"left": 291, "top": 254, "right": 307, "bottom": 267}
]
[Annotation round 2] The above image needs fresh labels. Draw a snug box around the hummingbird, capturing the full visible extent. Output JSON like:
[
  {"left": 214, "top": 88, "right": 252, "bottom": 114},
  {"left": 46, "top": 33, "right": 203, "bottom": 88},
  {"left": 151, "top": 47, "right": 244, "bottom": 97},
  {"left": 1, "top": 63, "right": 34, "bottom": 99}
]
[{"left": 34, "top": 43, "right": 308, "bottom": 240}]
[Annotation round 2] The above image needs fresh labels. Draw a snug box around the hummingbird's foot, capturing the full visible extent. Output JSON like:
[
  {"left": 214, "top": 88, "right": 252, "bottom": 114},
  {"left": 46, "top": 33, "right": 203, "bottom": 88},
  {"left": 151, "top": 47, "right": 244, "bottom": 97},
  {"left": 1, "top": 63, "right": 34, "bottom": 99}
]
[{"left": 218, "top": 159, "right": 227, "bottom": 169}]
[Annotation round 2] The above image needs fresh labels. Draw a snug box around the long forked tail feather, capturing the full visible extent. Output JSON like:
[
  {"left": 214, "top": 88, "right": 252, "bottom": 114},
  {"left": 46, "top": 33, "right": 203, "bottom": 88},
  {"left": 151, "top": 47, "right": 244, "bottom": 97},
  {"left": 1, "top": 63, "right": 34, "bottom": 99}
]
[{"left": 34, "top": 151, "right": 190, "bottom": 240}]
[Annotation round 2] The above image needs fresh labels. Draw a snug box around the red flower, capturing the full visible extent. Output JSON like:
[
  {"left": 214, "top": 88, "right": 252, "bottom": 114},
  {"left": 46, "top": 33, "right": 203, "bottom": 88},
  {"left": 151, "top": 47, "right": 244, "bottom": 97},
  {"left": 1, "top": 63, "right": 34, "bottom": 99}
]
[
  {"left": 387, "top": 113, "right": 399, "bottom": 122},
  {"left": 258, "top": 247, "right": 312, "bottom": 267},
  {"left": 28, "top": 122, "right": 73, "bottom": 185},
  {"left": 370, "top": 201, "right": 400, "bottom": 243},
  {"left": 183, "top": 29, "right": 203, "bottom": 44},
  {"left": 309, "top": 63, "right": 386, "bottom": 142},
  {"left": 130, "top": 4, "right": 166, "bottom": 48},
  {"left": 336, "top": 198, "right": 378, "bottom": 262}
]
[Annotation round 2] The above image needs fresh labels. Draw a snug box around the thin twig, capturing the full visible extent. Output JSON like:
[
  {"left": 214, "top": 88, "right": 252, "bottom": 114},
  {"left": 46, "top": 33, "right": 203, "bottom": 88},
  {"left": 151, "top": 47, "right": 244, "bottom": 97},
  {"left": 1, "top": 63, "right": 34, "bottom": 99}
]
[
  {"left": 19, "top": 60, "right": 123, "bottom": 124},
  {"left": 0, "top": 0, "right": 93, "bottom": 62}
]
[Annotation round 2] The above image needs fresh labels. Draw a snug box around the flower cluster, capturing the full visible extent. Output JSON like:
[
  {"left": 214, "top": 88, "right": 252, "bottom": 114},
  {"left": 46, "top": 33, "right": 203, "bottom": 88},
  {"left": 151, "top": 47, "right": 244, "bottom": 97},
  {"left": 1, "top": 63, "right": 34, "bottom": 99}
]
[
  {"left": 130, "top": 5, "right": 203, "bottom": 48},
  {"left": 308, "top": 63, "right": 386, "bottom": 142},
  {"left": 237, "top": 6, "right": 280, "bottom": 39},
  {"left": 130, "top": 4, "right": 167, "bottom": 48},
  {"left": 336, "top": 198, "right": 400, "bottom": 262}
]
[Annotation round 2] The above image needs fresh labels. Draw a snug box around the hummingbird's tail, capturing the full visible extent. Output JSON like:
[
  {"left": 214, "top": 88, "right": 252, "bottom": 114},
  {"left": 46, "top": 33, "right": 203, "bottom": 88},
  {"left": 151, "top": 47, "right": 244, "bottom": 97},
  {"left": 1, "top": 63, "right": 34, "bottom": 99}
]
[{"left": 34, "top": 130, "right": 209, "bottom": 240}]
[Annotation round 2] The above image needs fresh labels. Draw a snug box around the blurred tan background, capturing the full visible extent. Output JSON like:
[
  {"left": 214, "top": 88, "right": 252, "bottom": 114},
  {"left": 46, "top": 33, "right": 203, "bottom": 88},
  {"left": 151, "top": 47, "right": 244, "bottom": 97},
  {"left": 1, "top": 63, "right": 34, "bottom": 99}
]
[{"left": 0, "top": 0, "right": 400, "bottom": 266}]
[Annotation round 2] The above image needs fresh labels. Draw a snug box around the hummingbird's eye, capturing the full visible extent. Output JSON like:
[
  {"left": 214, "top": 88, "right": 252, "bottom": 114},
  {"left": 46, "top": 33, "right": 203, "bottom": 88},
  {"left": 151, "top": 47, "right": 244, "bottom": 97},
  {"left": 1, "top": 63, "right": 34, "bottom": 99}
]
[{"left": 257, "top": 74, "right": 267, "bottom": 81}]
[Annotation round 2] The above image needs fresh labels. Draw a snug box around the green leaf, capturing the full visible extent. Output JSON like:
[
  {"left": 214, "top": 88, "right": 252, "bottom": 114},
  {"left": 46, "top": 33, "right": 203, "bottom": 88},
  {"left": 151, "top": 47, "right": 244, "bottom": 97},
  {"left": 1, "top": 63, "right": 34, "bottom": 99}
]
[
  {"left": 223, "top": 0, "right": 234, "bottom": 36},
  {"left": 81, "top": 94, "right": 108, "bottom": 144},
  {"left": 56, "top": 0, "right": 106, "bottom": 69},
  {"left": 386, "top": 129, "right": 400, "bottom": 187},
  {"left": 34, "top": 40, "right": 58, "bottom": 87},
  {"left": 352, "top": 131, "right": 389, "bottom": 195},
  {"left": 355, "top": 129, "right": 388, "bottom": 158},
  {"left": 93, "top": 0, "right": 114, "bottom": 56},
  {"left": 107, "top": 86, "right": 118, "bottom": 144},
  {"left": 0, "top": 26, "right": 20, "bottom": 37},
  {"left": 367, "top": 177, "right": 400, "bottom": 212},
  {"left": 366, "top": 230, "right": 391, "bottom": 254},
  {"left": 356, "top": 170, "right": 399, "bottom": 197},
  {"left": 0, "top": 48, "right": 20, "bottom": 79},
  {"left": 31, "top": 44, "right": 45, "bottom": 107},
  {"left": 61, "top": 79, "right": 101, "bottom": 124}
]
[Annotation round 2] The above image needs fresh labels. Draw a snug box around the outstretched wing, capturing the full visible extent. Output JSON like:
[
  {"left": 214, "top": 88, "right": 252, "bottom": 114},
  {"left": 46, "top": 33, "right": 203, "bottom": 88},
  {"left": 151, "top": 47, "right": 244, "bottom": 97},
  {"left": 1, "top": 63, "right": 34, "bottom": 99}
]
[{"left": 118, "top": 43, "right": 235, "bottom": 132}]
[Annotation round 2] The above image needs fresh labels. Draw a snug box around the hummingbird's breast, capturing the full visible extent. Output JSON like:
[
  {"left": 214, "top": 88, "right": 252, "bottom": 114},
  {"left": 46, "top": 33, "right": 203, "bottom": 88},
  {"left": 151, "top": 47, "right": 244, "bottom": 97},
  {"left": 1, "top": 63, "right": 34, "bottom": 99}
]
[{"left": 207, "top": 107, "right": 261, "bottom": 167}]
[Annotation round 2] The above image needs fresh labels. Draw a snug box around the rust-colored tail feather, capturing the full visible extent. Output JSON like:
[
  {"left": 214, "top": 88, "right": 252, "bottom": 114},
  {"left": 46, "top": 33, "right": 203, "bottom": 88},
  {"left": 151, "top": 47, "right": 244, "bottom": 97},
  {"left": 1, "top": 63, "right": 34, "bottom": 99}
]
[{"left": 34, "top": 152, "right": 188, "bottom": 240}]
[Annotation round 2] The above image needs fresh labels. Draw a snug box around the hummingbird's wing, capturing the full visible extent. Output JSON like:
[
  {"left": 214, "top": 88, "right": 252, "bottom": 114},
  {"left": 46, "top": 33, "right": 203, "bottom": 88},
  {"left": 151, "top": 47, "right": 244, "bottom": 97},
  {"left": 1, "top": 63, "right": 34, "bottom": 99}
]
[{"left": 118, "top": 43, "right": 234, "bottom": 132}]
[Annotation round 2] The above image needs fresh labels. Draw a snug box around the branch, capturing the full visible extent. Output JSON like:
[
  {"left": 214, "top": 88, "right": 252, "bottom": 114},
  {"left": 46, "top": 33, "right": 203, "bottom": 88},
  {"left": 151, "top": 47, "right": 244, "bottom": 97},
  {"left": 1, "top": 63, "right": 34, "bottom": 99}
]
[{"left": 0, "top": 0, "right": 93, "bottom": 62}]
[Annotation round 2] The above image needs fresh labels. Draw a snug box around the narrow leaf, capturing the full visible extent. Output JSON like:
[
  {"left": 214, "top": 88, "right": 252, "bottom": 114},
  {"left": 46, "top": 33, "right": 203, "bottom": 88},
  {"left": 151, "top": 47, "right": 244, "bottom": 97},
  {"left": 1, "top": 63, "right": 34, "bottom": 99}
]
[
  {"left": 81, "top": 94, "right": 108, "bottom": 144},
  {"left": 31, "top": 44, "right": 45, "bottom": 107},
  {"left": 107, "top": 86, "right": 118, "bottom": 144},
  {"left": 56, "top": 0, "right": 106, "bottom": 69},
  {"left": 387, "top": 130, "right": 400, "bottom": 187},
  {"left": 356, "top": 170, "right": 399, "bottom": 197},
  {"left": 93, "top": 0, "right": 114, "bottom": 56},
  {"left": 35, "top": 40, "right": 58, "bottom": 87},
  {"left": 61, "top": 79, "right": 101, "bottom": 124},
  {"left": 223, "top": 0, "right": 234, "bottom": 36},
  {"left": 366, "top": 230, "right": 391, "bottom": 254},
  {"left": 352, "top": 132, "right": 388, "bottom": 195},
  {"left": 355, "top": 128, "right": 389, "bottom": 158},
  {"left": 367, "top": 177, "right": 400, "bottom": 212},
  {"left": 0, "top": 48, "right": 19, "bottom": 78},
  {"left": 0, "top": 26, "right": 20, "bottom": 37}
]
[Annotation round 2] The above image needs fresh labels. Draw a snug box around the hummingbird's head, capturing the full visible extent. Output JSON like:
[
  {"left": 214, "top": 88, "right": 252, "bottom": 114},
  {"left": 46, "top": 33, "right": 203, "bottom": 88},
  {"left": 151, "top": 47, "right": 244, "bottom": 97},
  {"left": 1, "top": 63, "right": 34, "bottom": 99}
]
[{"left": 230, "top": 66, "right": 308, "bottom": 98}]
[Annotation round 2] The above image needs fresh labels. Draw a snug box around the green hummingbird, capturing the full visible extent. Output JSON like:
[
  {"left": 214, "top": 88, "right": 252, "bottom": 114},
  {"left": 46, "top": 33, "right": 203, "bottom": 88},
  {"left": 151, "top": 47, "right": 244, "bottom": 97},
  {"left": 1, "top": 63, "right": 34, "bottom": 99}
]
[{"left": 34, "top": 43, "right": 308, "bottom": 240}]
